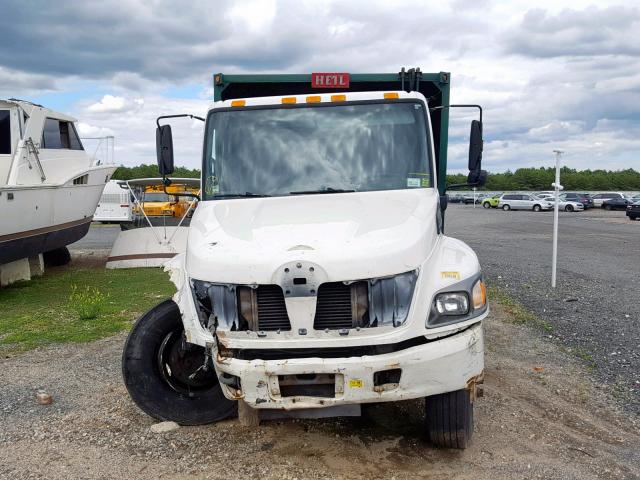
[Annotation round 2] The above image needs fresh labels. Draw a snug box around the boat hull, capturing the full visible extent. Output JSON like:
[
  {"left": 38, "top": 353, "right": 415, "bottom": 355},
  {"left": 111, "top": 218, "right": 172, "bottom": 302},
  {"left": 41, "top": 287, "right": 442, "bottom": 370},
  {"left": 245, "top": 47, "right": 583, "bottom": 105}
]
[
  {"left": 0, "top": 166, "right": 114, "bottom": 264},
  {"left": 0, "top": 217, "right": 92, "bottom": 264},
  {"left": 106, "top": 226, "right": 189, "bottom": 269}
]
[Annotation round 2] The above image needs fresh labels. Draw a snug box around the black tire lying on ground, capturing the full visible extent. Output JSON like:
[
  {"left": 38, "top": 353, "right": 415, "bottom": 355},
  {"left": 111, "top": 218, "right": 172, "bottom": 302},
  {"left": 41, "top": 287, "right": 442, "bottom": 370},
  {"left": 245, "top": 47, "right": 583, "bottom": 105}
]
[
  {"left": 122, "top": 299, "right": 237, "bottom": 425},
  {"left": 43, "top": 247, "right": 71, "bottom": 267},
  {"left": 425, "top": 389, "right": 473, "bottom": 449}
]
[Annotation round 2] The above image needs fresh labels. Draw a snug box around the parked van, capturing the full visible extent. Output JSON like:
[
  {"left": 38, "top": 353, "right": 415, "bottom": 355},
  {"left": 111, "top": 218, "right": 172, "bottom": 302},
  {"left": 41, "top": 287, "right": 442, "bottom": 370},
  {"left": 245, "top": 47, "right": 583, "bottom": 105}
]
[
  {"left": 94, "top": 180, "right": 132, "bottom": 223},
  {"left": 499, "top": 193, "right": 553, "bottom": 211}
]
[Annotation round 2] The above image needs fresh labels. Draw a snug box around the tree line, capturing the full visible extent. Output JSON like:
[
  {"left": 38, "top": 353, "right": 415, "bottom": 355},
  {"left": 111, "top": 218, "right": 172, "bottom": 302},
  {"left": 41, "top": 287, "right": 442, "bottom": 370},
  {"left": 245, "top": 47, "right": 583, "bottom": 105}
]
[
  {"left": 446, "top": 167, "right": 640, "bottom": 191},
  {"left": 111, "top": 164, "right": 200, "bottom": 180},
  {"left": 112, "top": 164, "right": 640, "bottom": 191}
]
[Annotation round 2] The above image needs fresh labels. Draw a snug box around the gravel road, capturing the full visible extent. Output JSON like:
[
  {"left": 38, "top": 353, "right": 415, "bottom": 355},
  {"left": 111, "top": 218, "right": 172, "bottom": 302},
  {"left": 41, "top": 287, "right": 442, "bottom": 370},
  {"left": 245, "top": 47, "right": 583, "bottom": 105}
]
[
  {"left": 446, "top": 205, "right": 640, "bottom": 414},
  {"left": 2, "top": 299, "right": 638, "bottom": 480}
]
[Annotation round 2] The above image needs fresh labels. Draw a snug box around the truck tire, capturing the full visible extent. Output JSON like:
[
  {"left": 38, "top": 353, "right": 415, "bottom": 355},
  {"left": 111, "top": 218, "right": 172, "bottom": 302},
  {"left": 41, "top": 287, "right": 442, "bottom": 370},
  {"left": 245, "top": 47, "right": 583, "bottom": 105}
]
[
  {"left": 425, "top": 389, "right": 473, "bottom": 449},
  {"left": 122, "top": 299, "right": 237, "bottom": 425},
  {"left": 43, "top": 247, "right": 71, "bottom": 267},
  {"left": 502, "top": 204, "right": 510, "bottom": 211}
]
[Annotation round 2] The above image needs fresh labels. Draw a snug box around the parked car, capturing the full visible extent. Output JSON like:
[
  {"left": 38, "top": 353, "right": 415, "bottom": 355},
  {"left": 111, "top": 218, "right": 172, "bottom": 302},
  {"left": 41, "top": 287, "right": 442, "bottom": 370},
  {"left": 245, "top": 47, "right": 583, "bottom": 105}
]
[
  {"left": 590, "top": 192, "right": 625, "bottom": 207},
  {"left": 464, "top": 193, "right": 486, "bottom": 205},
  {"left": 560, "top": 192, "right": 594, "bottom": 209},
  {"left": 449, "top": 194, "right": 465, "bottom": 204},
  {"left": 481, "top": 194, "right": 501, "bottom": 208},
  {"left": 601, "top": 197, "right": 631, "bottom": 211},
  {"left": 545, "top": 197, "right": 584, "bottom": 212},
  {"left": 626, "top": 201, "right": 640, "bottom": 220},
  {"left": 498, "top": 194, "right": 554, "bottom": 211}
]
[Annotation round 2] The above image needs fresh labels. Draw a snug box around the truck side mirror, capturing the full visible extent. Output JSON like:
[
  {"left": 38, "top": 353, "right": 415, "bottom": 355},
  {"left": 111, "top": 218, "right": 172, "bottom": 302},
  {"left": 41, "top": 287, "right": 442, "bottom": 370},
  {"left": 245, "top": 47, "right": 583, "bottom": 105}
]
[
  {"left": 156, "top": 124, "right": 175, "bottom": 176},
  {"left": 467, "top": 119, "right": 487, "bottom": 186},
  {"left": 468, "top": 120, "right": 483, "bottom": 171}
]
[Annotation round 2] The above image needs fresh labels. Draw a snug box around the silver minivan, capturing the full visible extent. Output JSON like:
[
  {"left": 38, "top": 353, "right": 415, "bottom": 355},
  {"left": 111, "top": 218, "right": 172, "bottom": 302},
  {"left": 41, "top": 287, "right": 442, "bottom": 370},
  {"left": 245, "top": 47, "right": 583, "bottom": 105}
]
[{"left": 498, "top": 193, "right": 554, "bottom": 212}]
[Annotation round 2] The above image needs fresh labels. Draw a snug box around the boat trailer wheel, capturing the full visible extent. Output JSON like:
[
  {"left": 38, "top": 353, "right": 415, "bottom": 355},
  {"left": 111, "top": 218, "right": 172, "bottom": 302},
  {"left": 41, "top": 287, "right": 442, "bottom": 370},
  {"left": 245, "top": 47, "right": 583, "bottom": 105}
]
[{"left": 157, "top": 331, "right": 218, "bottom": 395}]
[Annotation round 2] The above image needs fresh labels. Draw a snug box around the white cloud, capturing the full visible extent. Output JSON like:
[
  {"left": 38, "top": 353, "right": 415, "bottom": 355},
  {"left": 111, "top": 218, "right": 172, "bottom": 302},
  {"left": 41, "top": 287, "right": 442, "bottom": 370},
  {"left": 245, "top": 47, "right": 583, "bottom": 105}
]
[
  {"left": 78, "top": 94, "right": 206, "bottom": 168},
  {"left": 87, "top": 95, "right": 143, "bottom": 113},
  {"left": 76, "top": 122, "right": 114, "bottom": 137}
]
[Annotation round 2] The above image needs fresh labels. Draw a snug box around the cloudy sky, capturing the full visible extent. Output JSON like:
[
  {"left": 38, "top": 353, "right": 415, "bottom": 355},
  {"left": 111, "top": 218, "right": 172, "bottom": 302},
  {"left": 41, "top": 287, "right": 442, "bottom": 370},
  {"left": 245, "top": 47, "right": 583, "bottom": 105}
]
[{"left": 1, "top": 0, "right": 639, "bottom": 173}]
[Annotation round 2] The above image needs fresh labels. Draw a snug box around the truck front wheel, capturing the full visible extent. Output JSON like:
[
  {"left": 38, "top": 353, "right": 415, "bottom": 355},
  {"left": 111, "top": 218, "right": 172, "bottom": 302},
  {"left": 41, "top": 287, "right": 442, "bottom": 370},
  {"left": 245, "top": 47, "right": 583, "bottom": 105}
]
[
  {"left": 122, "top": 299, "right": 237, "bottom": 425},
  {"left": 425, "top": 389, "right": 473, "bottom": 449}
]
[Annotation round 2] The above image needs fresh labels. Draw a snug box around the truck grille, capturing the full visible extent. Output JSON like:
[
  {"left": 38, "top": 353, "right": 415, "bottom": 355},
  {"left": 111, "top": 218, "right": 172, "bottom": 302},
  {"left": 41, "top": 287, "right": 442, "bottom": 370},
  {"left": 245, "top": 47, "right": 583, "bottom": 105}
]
[
  {"left": 256, "top": 285, "right": 291, "bottom": 331},
  {"left": 249, "top": 282, "right": 369, "bottom": 332},
  {"left": 313, "top": 282, "right": 355, "bottom": 330}
]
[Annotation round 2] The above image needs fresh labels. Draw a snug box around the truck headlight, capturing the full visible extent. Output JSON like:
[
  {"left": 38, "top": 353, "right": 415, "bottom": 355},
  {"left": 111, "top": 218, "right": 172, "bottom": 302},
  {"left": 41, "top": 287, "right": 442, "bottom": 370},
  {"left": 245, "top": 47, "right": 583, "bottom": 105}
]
[
  {"left": 435, "top": 293, "right": 469, "bottom": 315},
  {"left": 428, "top": 275, "right": 487, "bottom": 328}
]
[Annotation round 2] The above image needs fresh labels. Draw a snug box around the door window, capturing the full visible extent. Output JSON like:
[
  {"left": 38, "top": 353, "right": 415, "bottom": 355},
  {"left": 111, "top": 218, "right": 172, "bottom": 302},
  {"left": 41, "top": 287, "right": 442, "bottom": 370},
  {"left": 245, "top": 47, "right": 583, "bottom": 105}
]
[{"left": 0, "top": 110, "right": 10, "bottom": 154}]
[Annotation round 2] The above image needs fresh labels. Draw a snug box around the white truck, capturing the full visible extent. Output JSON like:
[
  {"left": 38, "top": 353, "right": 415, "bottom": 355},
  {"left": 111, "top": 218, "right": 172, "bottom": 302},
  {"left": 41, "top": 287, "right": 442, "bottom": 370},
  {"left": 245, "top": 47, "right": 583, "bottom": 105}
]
[
  {"left": 93, "top": 179, "right": 133, "bottom": 223},
  {"left": 122, "top": 69, "right": 488, "bottom": 448}
]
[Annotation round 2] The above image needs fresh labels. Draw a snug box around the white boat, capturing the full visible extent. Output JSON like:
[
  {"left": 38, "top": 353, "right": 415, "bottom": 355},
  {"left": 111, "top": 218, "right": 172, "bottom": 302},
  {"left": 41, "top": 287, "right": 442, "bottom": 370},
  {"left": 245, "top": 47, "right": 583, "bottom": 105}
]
[
  {"left": 0, "top": 99, "right": 116, "bottom": 276},
  {"left": 106, "top": 178, "right": 199, "bottom": 269}
]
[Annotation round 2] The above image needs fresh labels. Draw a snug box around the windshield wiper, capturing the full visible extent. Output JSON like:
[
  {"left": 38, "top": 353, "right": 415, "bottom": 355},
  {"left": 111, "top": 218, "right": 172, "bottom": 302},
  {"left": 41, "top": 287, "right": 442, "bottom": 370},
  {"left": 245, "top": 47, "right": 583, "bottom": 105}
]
[
  {"left": 290, "top": 187, "right": 355, "bottom": 195},
  {"left": 212, "top": 192, "right": 271, "bottom": 199}
]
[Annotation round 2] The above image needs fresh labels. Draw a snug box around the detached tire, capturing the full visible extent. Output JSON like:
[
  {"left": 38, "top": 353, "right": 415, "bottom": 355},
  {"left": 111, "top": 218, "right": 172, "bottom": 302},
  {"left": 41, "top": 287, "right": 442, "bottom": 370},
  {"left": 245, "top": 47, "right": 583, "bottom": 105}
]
[
  {"left": 122, "top": 299, "right": 237, "bottom": 425},
  {"left": 425, "top": 389, "right": 474, "bottom": 449}
]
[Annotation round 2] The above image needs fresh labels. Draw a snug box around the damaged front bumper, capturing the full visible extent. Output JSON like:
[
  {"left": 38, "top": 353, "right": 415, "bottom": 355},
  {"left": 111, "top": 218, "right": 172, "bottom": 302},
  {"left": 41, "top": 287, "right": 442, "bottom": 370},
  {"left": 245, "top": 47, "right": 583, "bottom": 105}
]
[{"left": 214, "top": 322, "right": 484, "bottom": 409}]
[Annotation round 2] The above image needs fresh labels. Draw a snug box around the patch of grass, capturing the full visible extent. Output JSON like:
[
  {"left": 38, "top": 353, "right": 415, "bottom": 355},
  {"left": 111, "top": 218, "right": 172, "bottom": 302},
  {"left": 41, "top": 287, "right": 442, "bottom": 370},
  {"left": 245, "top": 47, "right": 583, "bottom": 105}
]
[
  {"left": 488, "top": 286, "right": 554, "bottom": 333},
  {"left": 572, "top": 347, "right": 597, "bottom": 371},
  {"left": 68, "top": 285, "right": 108, "bottom": 319},
  {"left": 0, "top": 266, "right": 175, "bottom": 353}
]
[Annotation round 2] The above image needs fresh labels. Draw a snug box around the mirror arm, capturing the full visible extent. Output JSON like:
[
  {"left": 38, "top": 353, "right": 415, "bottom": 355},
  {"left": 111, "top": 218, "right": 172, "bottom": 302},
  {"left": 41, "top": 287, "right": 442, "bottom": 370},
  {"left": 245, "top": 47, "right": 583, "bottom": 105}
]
[
  {"left": 430, "top": 104, "right": 482, "bottom": 124},
  {"left": 156, "top": 114, "right": 204, "bottom": 196},
  {"left": 447, "top": 181, "right": 481, "bottom": 191},
  {"left": 156, "top": 114, "right": 205, "bottom": 129}
]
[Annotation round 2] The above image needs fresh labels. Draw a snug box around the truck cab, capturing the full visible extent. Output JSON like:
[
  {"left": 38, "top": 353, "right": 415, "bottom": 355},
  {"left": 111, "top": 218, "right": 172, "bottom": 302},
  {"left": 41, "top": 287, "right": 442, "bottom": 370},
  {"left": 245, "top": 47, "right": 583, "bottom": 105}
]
[{"left": 122, "top": 70, "right": 488, "bottom": 449}]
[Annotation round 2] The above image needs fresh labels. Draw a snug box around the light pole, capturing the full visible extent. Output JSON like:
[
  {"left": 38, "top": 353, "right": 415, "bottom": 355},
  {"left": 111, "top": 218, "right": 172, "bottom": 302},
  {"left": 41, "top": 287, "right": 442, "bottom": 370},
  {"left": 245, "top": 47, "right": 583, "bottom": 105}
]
[{"left": 551, "top": 150, "right": 564, "bottom": 288}]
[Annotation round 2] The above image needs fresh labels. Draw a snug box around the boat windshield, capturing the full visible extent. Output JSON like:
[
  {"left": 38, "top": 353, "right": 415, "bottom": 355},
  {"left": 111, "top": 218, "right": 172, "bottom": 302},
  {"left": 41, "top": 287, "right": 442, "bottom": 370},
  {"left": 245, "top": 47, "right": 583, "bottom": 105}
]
[{"left": 202, "top": 101, "right": 432, "bottom": 199}]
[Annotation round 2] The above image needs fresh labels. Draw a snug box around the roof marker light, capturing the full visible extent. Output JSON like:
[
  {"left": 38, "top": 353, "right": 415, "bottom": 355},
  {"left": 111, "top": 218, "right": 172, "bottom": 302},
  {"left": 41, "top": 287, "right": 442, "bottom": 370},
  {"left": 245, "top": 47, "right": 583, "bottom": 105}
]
[
  {"left": 282, "top": 97, "right": 297, "bottom": 104},
  {"left": 231, "top": 100, "right": 246, "bottom": 107},
  {"left": 330, "top": 94, "right": 346, "bottom": 102},
  {"left": 384, "top": 92, "right": 399, "bottom": 99},
  {"left": 306, "top": 95, "right": 321, "bottom": 103}
]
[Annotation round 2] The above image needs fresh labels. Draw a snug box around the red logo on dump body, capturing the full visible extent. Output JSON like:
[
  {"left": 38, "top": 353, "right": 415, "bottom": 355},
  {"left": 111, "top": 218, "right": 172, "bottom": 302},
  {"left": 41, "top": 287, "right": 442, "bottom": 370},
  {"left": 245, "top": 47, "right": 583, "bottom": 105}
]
[{"left": 311, "top": 73, "right": 350, "bottom": 88}]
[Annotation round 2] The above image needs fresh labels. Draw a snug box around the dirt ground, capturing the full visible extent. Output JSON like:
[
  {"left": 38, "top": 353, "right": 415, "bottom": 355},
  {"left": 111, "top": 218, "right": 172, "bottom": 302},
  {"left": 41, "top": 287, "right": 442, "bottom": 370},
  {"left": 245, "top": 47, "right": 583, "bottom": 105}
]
[{"left": 1, "top": 302, "right": 639, "bottom": 480}]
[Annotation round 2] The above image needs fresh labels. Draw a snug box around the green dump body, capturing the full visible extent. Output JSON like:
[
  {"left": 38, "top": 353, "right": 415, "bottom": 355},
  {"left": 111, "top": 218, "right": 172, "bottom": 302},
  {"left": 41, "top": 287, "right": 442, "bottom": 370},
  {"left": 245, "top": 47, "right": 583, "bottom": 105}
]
[{"left": 212, "top": 72, "right": 451, "bottom": 196}]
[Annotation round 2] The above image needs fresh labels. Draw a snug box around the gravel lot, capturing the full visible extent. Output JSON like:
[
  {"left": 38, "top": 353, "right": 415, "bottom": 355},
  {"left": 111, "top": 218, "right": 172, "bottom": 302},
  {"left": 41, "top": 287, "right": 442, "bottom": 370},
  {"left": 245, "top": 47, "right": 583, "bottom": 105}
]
[
  {"left": 2, "top": 299, "right": 638, "bottom": 480},
  {"left": 2, "top": 210, "right": 640, "bottom": 478},
  {"left": 446, "top": 204, "right": 640, "bottom": 414}
]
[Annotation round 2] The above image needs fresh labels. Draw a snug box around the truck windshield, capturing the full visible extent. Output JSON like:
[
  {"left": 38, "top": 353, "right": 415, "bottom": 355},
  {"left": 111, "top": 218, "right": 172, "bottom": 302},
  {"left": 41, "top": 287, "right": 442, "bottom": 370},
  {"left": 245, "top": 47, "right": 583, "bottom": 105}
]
[{"left": 203, "top": 101, "right": 432, "bottom": 199}]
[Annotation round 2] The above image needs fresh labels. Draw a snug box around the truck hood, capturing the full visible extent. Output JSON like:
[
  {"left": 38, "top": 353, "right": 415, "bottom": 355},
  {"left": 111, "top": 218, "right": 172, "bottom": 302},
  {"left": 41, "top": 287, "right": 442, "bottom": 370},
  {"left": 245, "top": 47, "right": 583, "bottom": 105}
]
[{"left": 185, "top": 189, "right": 439, "bottom": 284}]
